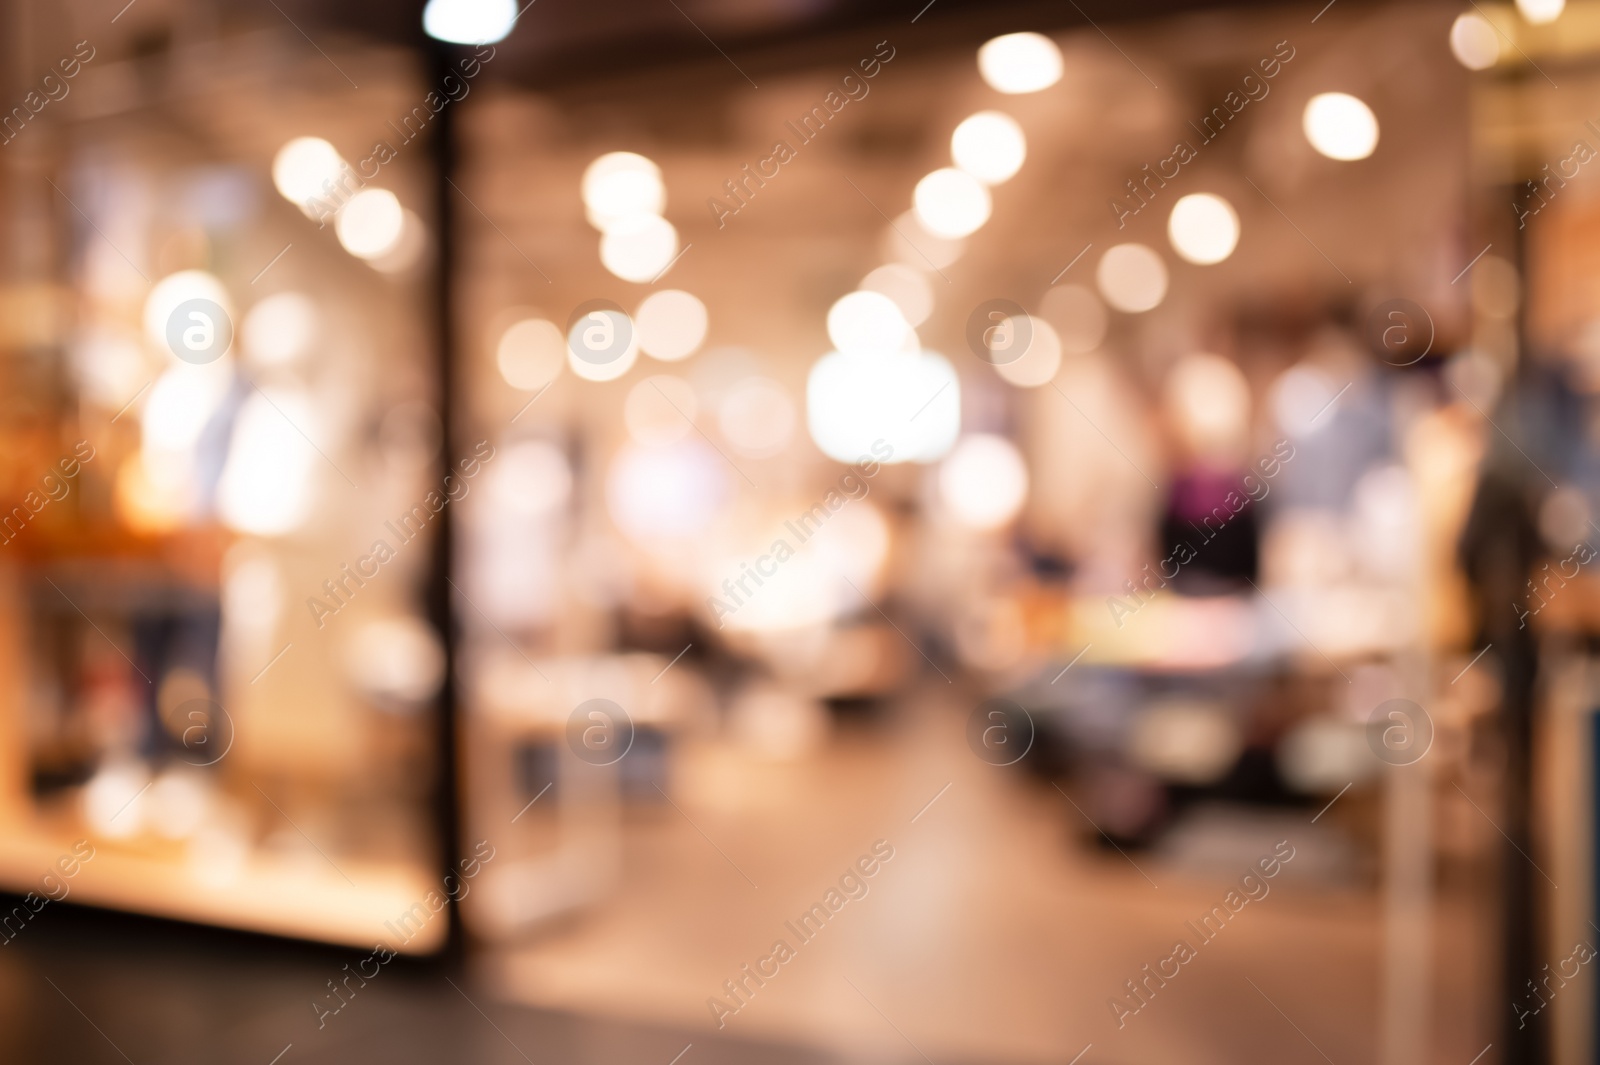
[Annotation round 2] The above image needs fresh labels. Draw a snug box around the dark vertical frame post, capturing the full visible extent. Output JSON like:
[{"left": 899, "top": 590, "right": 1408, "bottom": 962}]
[{"left": 425, "top": 33, "right": 464, "bottom": 960}]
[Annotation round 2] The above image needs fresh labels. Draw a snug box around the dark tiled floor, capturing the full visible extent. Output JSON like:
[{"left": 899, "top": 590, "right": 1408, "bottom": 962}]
[{"left": 0, "top": 902, "right": 870, "bottom": 1065}]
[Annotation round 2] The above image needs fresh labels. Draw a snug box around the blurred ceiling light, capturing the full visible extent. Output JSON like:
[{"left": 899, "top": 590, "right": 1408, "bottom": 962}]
[
  {"left": 1449, "top": 13, "right": 1500, "bottom": 69},
  {"left": 218, "top": 388, "right": 318, "bottom": 536},
  {"left": 566, "top": 308, "right": 639, "bottom": 382},
  {"left": 625, "top": 374, "right": 698, "bottom": 446},
  {"left": 1039, "top": 284, "right": 1108, "bottom": 353},
  {"left": 606, "top": 439, "right": 730, "bottom": 541},
  {"left": 994, "top": 316, "right": 1062, "bottom": 388},
  {"left": 582, "top": 152, "right": 666, "bottom": 231},
  {"left": 1516, "top": 0, "right": 1564, "bottom": 23},
  {"left": 143, "top": 270, "right": 231, "bottom": 354},
  {"left": 486, "top": 439, "right": 572, "bottom": 517},
  {"left": 1096, "top": 243, "right": 1168, "bottom": 313},
  {"left": 1164, "top": 352, "right": 1250, "bottom": 455},
  {"left": 939, "top": 434, "right": 1029, "bottom": 529},
  {"left": 913, "top": 168, "right": 992, "bottom": 239},
  {"left": 271, "top": 137, "right": 346, "bottom": 208},
  {"left": 636, "top": 289, "right": 708, "bottom": 360},
  {"left": 977, "top": 31, "right": 1063, "bottom": 94},
  {"left": 951, "top": 111, "right": 1027, "bottom": 185},
  {"left": 1167, "top": 193, "right": 1240, "bottom": 265},
  {"left": 860, "top": 263, "right": 933, "bottom": 326},
  {"left": 242, "top": 292, "right": 318, "bottom": 368},
  {"left": 827, "top": 290, "right": 910, "bottom": 357},
  {"left": 600, "top": 213, "right": 679, "bottom": 283},
  {"left": 423, "top": 0, "right": 518, "bottom": 44},
  {"left": 335, "top": 189, "right": 405, "bottom": 259},
  {"left": 718, "top": 377, "right": 796, "bottom": 457},
  {"left": 1302, "top": 92, "right": 1379, "bottom": 161},
  {"left": 882, "top": 210, "right": 966, "bottom": 270},
  {"left": 497, "top": 317, "right": 566, "bottom": 391},
  {"left": 808, "top": 350, "right": 958, "bottom": 464},
  {"left": 344, "top": 617, "right": 446, "bottom": 705}
]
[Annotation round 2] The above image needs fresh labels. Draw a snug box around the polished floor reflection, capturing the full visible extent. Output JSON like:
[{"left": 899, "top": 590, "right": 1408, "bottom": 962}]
[{"left": 483, "top": 688, "right": 1496, "bottom": 1065}]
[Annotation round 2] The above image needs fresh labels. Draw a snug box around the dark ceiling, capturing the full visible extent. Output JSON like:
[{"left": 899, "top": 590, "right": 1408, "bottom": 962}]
[{"left": 266, "top": 0, "right": 1278, "bottom": 89}]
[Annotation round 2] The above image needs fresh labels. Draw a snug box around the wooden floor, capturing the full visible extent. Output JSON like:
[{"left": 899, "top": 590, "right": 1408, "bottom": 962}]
[{"left": 484, "top": 687, "right": 1498, "bottom": 1065}]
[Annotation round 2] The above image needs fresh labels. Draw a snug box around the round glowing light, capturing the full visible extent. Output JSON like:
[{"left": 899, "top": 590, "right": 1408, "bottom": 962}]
[
  {"left": 1449, "top": 14, "right": 1500, "bottom": 70},
  {"left": 486, "top": 439, "right": 571, "bottom": 517},
  {"left": 977, "top": 32, "right": 1063, "bottom": 94},
  {"left": 242, "top": 292, "right": 318, "bottom": 368},
  {"left": 606, "top": 439, "right": 729, "bottom": 541},
  {"left": 860, "top": 263, "right": 934, "bottom": 327},
  {"left": 335, "top": 189, "right": 404, "bottom": 259},
  {"left": 1167, "top": 193, "right": 1240, "bottom": 265},
  {"left": 1303, "top": 92, "right": 1379, "bottom": 161},
  {"left": 882, "top": 210, "right": 966, "bottom": 270},
  {"left": 718, "top": 377, "right": 796, "bottom": 457},
  {"left": 994, "top": 316, "right": 1062, "bottom": 388},
  {"left": 914, "top": 168, "right": 992, "bottom": 239},
  {"left": 1039, "top": 284, "right": 1107, "bottom": 354},
  {"left": 566, "top": 310, "right": 639, "bottom": 382},
  {"left": 497, "top": 317, "right": 566, "bottom": 391},
  {"left": 1096, "top": 243, "right": 1168, "bottom": 313},
  {"left": 624, "top": 375, "right": 697, "bottom": 446},
  {"left": 582, "top": 152, "right": 666, "bottom": 231},
  {"left": 423, "top": 0, "right": 517, "bottom": 44},
  {"left": 828, "top": 290, "right": 910, "bottom": 357},
  {"left": 951, "top": 111, "right": 1027, "bottom": 185},
  {"left": 1516, "top": 0, "right": 1564, "bottom": 23},
  {"left": 272, "top": 137, "right": 345, "bottom": 208},
  {"left": 807, "top": 350, "right": 959, "bottom": 464},
  {"left": 635, "top": 289, "right": 708, "bottom": 361},
  {"left": 143, "top": 270, "right": 231, "bottom": 354},
  {"left": 939, "top": 434, "right": 1028, "bottom": 529},
  {"left": 218, "top": 387, "right": 318, "bottom": 536},
  {"left": 600, "top": 214, "right": 678, "bottom": 283}
]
